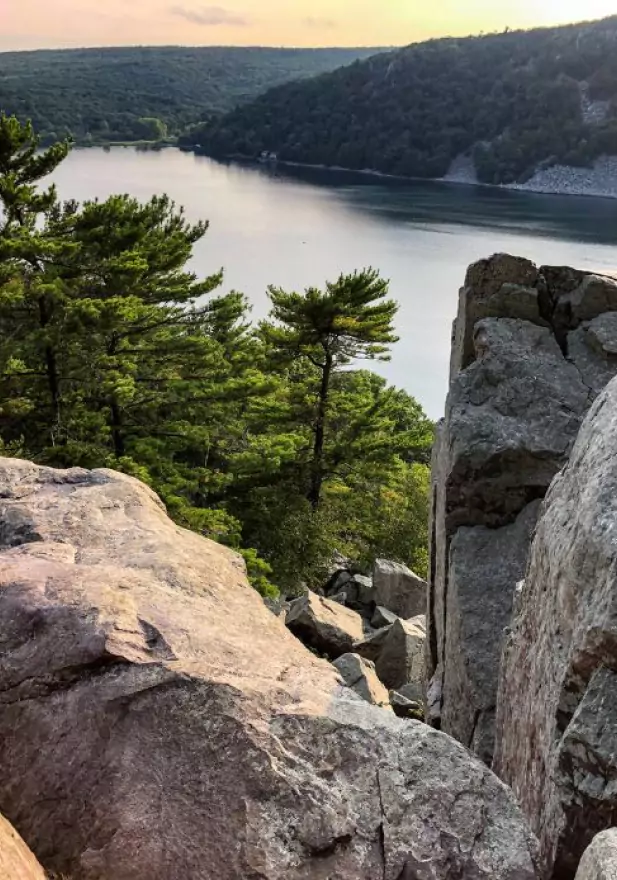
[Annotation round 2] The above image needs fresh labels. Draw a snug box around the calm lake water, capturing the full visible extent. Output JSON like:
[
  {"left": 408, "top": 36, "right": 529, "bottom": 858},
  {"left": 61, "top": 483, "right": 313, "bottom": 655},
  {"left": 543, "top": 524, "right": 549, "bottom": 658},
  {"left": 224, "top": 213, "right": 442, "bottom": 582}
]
[{"left": 50, "top": 147, "right": 617, "bottom": 419}]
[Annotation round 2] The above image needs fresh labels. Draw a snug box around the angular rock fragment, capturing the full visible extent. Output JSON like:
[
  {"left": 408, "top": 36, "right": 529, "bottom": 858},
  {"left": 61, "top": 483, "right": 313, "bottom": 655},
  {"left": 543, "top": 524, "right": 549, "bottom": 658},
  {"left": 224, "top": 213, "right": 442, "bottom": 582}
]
[
  {"left": 0, "top": 814, "right": 45, "bottom": 880},
  {"left": 333, "top": 653, "right": 391, "bottom": 708},
  {"left": 286, "top": 591, "right": 364, "bottom": 658},
  {"left": 373, "top": 558, "right": 426, "bottom": 619},
  {"left": 575, "top": 830, "right": 617, "bottom": 880}
]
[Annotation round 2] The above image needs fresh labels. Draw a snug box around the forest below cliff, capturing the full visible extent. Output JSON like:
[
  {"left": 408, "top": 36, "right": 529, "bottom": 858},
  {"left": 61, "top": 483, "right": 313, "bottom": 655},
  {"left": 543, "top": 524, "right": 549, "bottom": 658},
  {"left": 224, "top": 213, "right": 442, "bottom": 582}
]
[
  {"left": 0, "top": 46, "right": 382, "bottom": 145},
  {"left": 187, "top": 15, "right": 617, "bottom": 185},
  {"left": 0, "top": 116, "right": 433, "bottom": 597}
]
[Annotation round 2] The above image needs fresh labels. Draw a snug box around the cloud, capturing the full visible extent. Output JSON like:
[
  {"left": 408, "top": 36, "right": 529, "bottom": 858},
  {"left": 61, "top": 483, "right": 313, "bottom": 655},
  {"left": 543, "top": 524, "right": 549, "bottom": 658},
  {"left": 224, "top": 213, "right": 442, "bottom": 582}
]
[
  {"left": 170, "top": 5, "right": 249, "bottom": 27},
  {"left": 303, "top": 16, "right": 338, "bottom": 30}
]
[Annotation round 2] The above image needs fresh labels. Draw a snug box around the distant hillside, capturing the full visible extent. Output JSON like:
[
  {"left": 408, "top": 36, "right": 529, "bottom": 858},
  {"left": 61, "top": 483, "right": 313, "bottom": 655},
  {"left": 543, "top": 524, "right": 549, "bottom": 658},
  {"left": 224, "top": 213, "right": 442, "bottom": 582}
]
[
  {"left": 188, "top": 17, "right": 617, "bottom": 185},
  {"left": 0, "top": 46, "right": 384, "bottom": 144}
]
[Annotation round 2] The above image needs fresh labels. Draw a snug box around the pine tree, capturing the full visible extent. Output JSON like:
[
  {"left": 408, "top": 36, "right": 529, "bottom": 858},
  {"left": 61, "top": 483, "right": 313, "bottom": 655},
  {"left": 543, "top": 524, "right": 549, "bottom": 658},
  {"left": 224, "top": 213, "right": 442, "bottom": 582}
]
[{"left": 262, "top": 269, "right": 399, "bottom": 509}]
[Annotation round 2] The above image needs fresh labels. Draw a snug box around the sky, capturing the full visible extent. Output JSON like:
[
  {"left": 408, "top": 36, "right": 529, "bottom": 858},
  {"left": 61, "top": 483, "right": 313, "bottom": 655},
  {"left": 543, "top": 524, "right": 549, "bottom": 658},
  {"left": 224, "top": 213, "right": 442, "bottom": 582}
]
[{"left": 2, "top": 0, "right": 617, "bottom": 51}]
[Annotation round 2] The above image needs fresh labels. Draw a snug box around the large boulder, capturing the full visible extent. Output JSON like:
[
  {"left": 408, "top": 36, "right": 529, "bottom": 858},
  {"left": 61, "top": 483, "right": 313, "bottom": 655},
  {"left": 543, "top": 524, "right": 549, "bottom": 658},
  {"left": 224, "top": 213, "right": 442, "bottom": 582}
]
[
  {"left": 0, "top": 458, "right": 540, "bottom": 880},
  {"left": 332, "top": 653, "right": 391, "bottom": 708},
  {"left": 356, "top": 616, "right": 426, "bottom": 696},
  {"left": 285, "top": 591, "right": 364, "bottom": 658},
  {"left": 428, "top": 255, "right": 617, "bottom": 764},
  {"left": 373, "top": 559, "right": 426, "bottom": 619},
  {"left": 575, "top": 830, "right": 617, "bottom": 880},
  {"left": 0, "top": 813, "right": 45, "bottom": 879},
  {"left": 494, "top": 378, "right": 617, "bottom": 879}
]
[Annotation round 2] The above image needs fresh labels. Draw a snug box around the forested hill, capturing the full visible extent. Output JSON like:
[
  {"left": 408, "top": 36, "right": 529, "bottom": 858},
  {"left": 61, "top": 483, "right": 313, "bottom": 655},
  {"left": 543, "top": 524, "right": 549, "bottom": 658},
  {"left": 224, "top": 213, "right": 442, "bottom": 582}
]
[
  {"left": 0, "top": 46, "right": 383, "bottom": 144},
  {"left": 187, "top": 16, "right": 617, "bottom": 185}
]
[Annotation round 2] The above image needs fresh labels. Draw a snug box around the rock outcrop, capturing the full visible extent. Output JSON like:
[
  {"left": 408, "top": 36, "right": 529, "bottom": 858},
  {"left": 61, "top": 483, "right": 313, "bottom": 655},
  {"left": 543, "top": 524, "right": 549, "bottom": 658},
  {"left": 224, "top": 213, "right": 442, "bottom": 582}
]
[
  {"left": 575, "top": 830, "right": 617, "bottom": 880},
  {"left": 428, "top": 254, "right": 617, "bottom": 763},
  {"left": 0, "top": 458, "right": 540, "bottom": 880},
  {"left": 493, "top": 377, "right": 617, "bottom": 879},
  {"left": 0, "top": 813, "right": 46, "bottom": 880}
]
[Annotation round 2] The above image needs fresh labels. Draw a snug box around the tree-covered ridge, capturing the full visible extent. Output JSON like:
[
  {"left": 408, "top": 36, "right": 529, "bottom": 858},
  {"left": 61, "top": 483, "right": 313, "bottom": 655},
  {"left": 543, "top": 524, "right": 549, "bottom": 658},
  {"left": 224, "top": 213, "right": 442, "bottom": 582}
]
[
  {"left": 0, "top": 46, "right": 384, "bottom": 145},
  {"left": 188, "top": 16, "right": 617, "bottom": 185},
  {"left": 0, "top": 115, "right": 433, "bottom": 597}
]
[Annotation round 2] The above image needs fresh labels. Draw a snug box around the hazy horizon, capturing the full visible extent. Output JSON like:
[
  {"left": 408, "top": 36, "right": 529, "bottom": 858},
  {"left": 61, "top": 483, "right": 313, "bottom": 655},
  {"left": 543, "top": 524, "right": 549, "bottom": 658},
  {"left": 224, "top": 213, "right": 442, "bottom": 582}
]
[{"left": 2, "top": 1, "right": 617, "bottom": 53}]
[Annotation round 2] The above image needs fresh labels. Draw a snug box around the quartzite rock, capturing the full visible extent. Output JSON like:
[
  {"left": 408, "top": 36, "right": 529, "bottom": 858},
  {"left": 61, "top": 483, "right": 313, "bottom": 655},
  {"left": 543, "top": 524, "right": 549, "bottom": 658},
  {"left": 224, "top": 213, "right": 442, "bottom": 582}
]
[
  {"left": 428, "top": 255, "right": 617, "bottom": 765},
  {"left": 0, "top": 813, "right": 45, "bottom": 880},
  {"left": 373, "top": 559, "right": 426, "bottom": 619},
  {"left": 0, "top": 458, "right": 540, "bottom": 880},
  {"left": 333, "top": 653, "right": 391, "bottom": 708},
  {"left": 494, "top": 377, "right": 617, "bottom": 879},
  {"left": 575, "top": 830, "right": 617, "bottom": 880},
  {"left": 371, "top": 605, "right": 399, "bottom": 629},
  {"left": 375, "top": 616, "right": 426, "bottom": 694},
  {"left": 285, "top": 591, "right": 364, "bottom": 658},
  {"left": 440, "top": 501, "right": 541, "bottom": 766}
]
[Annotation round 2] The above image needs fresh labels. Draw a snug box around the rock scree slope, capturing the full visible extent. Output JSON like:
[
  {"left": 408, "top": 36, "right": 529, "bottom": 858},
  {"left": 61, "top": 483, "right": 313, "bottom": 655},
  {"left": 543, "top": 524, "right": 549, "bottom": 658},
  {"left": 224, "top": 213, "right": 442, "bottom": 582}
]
[{"left": 0, "top": 457, "right": 540, "bottom": 879}]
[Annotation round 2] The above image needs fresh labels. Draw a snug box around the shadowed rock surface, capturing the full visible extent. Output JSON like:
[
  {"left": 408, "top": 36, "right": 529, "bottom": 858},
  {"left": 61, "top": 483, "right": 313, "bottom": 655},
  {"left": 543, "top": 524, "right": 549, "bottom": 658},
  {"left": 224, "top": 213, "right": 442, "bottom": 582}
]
[
  {"left": 428, "top": 254, "right": 617, "bottom": 764},
  {"left": 574, "top": 830, "right": 617, "bottom": 880},
  {"left": 0, "top": 458, "right": 540, "bottom": 880},
  {"left": 0, "top": 813, "right": 46, "bottom": 880},
  {"left": 494, "top": 377, "right": 617, "bottom": 879}
]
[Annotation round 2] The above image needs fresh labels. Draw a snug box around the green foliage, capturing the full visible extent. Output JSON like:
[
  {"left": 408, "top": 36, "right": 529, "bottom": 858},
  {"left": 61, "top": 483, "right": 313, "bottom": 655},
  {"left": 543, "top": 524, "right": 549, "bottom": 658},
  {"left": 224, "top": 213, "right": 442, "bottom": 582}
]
[
  {"left": 0, "top": 47, "right": 385, "bottom": 145},
  {"left": 194, "top": 15, "right": 617, "bottom": 184},
  {"left": 0, "top": 117, "right": 434, "bottom": 597}
]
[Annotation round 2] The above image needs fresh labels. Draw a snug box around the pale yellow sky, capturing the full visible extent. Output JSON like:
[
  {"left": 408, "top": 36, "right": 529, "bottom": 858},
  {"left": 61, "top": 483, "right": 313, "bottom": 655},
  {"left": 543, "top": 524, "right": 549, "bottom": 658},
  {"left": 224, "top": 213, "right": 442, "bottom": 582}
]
[{"left": 2, "top": 0, "right": 616, "bottom": 51}]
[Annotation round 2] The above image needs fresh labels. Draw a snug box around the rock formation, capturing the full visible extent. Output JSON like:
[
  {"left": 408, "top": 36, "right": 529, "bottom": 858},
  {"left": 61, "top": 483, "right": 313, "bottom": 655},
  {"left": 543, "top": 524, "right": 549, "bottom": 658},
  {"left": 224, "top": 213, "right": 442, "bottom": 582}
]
[
  {"left": 0, "top": 458, "right": 540, "bottom": 880},
  {"left": 494, "top": 377, "right": 617, "bottom": 879},
  {"left": 574, "top": 830, "right": 617, "bottom": 880},
  {"left": 428, "top": 254, "right": 617, "bottom": 763},
  {"left": 0, "top": 813, "right": 46, "bottom": 880}
]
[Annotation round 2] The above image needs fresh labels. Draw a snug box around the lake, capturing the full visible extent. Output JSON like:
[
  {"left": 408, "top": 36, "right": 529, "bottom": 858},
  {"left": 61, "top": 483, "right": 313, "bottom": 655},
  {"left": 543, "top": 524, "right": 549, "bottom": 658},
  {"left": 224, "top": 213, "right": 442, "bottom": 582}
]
[{"left": 50, "top": 147, "right": 617, "bottom": 419}]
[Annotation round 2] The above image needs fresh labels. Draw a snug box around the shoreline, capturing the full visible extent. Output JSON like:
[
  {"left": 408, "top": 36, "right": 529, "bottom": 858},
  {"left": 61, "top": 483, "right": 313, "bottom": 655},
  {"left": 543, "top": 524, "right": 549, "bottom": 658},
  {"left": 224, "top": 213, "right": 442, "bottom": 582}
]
[{"left": 218, "top": 153, "right": 617, "bottom": 202}]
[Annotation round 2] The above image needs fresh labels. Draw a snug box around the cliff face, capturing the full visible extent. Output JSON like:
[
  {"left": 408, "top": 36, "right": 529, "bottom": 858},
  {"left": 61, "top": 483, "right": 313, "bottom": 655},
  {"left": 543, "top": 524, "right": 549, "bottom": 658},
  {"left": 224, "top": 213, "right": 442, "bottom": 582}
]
[
  {"left": 494, "top": 376, "right": 617, "bottom": 878},
  {"left": 427, "top": 255, "right": 617, "bottom": 765}
]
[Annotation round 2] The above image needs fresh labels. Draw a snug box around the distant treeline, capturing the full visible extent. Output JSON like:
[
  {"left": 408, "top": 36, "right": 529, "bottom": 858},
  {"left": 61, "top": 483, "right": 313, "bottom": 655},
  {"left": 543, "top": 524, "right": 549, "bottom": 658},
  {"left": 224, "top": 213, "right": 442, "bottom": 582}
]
[
  {"left": 185, "top": 16, "right": 617, "bottom": 185},
  {"left": 0, "top": 46, "right": 383, "bottom": 145}
]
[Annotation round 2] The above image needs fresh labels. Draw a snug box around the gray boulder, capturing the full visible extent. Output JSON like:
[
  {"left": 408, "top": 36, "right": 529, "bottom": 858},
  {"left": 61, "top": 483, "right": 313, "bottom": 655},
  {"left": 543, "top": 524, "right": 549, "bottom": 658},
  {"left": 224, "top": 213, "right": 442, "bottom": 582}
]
[
  {"left": 371, "top": 605, "right": 399, "bottom": 629},
  {"left": 494, "top": 377, "right": 617, "bottom": 878},
  {"left": 286, "top": 591, "right": 364, "bottom": 658},
  {"left": 0, "top": 458, "right": 540, "bottom": 880},
  {"left": 390, "top": 691, "right": 424, "bottom": 721},
  {"left": 333, "top": 653, "right": 391, "bottom": 708},
  {"left": 575, "top": 830, "right": 617, "bottom": 880},
  {"left": 374, "top": 617, "right": 426, "bottom": 694},
  {"left": 373, "top": 559, "right": 426, "bottom": 619}
]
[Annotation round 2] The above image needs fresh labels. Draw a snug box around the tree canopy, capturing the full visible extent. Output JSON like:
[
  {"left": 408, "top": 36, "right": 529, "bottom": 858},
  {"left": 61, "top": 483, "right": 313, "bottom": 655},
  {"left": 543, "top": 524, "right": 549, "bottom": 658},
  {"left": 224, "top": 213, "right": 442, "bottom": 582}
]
[
  {"left": 0, "top": 46, "right": 384, "bottom": 145},
  {"left": 0, "top": 115, "right": 434, "bottom": 597},
  {"left": 190, "top": 15, "right": 617, "bottom": 185}
]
